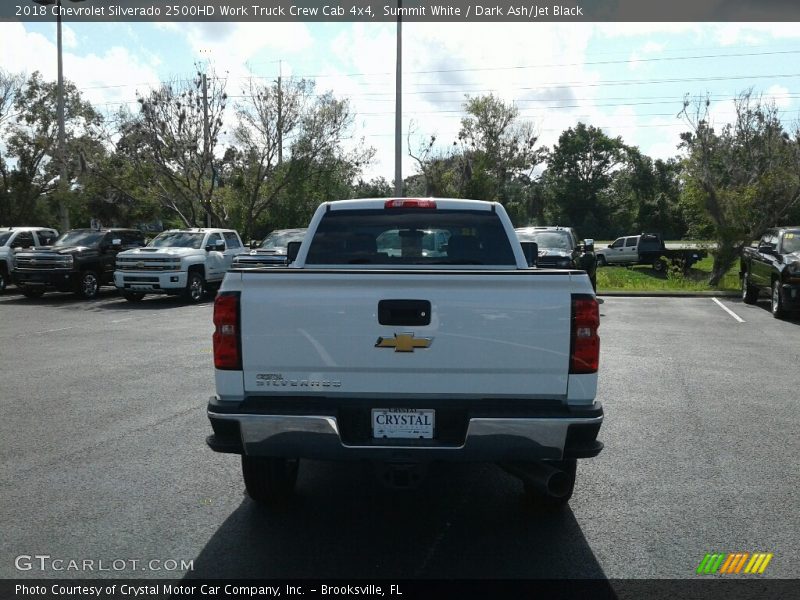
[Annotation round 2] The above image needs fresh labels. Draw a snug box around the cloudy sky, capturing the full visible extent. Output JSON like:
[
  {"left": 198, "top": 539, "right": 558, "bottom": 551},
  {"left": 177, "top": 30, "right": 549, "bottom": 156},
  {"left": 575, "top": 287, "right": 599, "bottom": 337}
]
[{"left": 3, "top": 19, "right": 800, "bottom": 181}]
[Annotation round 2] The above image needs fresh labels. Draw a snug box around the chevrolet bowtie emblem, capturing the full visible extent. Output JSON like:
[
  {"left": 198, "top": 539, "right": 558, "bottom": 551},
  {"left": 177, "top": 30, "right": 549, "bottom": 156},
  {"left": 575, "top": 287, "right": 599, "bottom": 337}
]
[{"left": 375, "top": 333, "right": 433, "bottom": 352}]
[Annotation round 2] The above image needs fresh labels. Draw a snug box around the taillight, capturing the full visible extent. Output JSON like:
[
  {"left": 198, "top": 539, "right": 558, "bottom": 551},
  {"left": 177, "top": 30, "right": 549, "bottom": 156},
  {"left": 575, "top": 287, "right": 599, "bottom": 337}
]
[
  {"left": 570, "top": 294, "right": 600, "bottom": 374},
  {"left": 384, "top": 198, "right": 437, "bottom": 209},
  {"left": 213, "top": 292, "right": 241, "bottom": 370}
]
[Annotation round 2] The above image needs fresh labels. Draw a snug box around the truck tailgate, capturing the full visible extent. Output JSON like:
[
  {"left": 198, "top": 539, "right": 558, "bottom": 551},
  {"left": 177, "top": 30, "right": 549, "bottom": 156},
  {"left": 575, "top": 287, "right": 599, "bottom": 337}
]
[{"left": 236, "top": 270, "right": 578, "bottom": 399}]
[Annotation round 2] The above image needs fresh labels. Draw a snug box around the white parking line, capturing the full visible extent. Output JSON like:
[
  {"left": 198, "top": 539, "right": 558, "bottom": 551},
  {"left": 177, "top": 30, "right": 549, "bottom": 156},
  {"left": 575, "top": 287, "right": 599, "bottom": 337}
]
[{"left": 712, "top": 298, "right": 745, "bottom": 323}]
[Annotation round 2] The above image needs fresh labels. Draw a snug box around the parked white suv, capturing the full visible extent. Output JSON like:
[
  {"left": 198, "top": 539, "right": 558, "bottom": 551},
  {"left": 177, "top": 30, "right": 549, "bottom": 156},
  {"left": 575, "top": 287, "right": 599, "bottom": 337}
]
[
  {"left": 114, "top": 228, "right": 245, "bottom": 302},
  {"left": 0, "top": 227, "right": 59, "bottom": 293}
]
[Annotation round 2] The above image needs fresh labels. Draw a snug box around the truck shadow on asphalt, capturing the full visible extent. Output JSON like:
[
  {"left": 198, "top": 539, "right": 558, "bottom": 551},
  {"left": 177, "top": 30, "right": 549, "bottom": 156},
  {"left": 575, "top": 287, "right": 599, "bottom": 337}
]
[
  {"left": 183, "top": 461, "right": 610, "bottom": 580},
  {"left": 0, "top": 288, "right": 120, "bottom": 307},
  {"left": 98, "top": 295, "right": 213, "bottom": 311},
  {"left": 737, "top": 298, "right": 800, "bottom": 326}
]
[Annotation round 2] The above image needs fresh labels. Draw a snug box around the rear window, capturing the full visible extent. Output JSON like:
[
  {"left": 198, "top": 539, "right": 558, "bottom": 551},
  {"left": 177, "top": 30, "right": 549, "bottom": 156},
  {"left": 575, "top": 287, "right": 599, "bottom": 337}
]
[
  {"left": 638, "top": 235, "right": 663, "bottom": 251},
  {"left": 305, "top": 209, "right": 516, "bottom": 265}
]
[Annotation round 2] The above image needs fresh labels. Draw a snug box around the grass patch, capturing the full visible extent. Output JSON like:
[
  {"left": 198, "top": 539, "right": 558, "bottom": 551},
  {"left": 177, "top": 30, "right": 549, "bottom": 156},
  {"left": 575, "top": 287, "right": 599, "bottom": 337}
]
[{"left": 597, "top": 255, "right": 740, "bottom": 292}]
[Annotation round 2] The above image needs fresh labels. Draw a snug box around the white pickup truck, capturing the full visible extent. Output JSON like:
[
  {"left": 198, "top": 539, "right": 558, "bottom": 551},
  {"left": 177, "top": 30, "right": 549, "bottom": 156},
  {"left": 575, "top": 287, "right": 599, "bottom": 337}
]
[
  {"left": 114, "top": 228, "right": 245, "bottom": 302},
  {"left": 0, "top": 227, "right": 59, "bottom": 293},
  {"left": 207, "top": 199, "right": 603, "bottom": 508}
]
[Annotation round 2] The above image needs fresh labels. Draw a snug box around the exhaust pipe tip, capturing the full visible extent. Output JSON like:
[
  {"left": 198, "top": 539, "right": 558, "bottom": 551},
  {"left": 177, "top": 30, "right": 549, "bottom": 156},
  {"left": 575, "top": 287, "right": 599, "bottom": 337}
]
[
  {"left": 499, "top": 460, "right": 573, "bottom": 499},
  {"left": 544, "top": 469, "right": 571, "bottom": 498}
]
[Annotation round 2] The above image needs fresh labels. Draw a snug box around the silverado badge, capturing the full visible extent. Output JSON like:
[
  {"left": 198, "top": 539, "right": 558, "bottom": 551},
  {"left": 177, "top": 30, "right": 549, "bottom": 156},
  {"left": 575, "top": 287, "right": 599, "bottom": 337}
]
[{"left": 375, "top": 333, "right": 433, "bottom": 352}]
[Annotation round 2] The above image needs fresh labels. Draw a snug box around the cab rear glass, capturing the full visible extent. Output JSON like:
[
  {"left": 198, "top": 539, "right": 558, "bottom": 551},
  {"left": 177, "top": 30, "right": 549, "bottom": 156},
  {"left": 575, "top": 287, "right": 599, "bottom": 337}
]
[{"left": 305, "top": 209, "right": 516, "bottom": 265}]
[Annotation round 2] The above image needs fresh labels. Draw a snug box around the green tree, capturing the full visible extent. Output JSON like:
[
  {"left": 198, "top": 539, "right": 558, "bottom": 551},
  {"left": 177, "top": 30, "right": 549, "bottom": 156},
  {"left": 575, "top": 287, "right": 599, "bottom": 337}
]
[
  {"left": 230, "top": 78, "right": 373, "bottom": 239},
  {"left": 680, "top": 91, "right": 800, "bottom": 284},
  {"left": 543, "top": 122, "right": 626, "bottom": 236},
  {"left": 123, "top": 68, "right": 228, "bottom": 227},
  {"left": 409, "top": 94, "right": 543, "bottom": 216},
  {"left": 0, "top": 71, "right": 102, "bottom": 227}
]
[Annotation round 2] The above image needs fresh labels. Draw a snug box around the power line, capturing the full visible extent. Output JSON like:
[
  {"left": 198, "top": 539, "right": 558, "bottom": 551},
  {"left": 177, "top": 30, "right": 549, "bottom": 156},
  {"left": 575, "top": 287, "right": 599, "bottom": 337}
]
[{"left": 72, "top": 48, "right": 800, "bottom": 91}]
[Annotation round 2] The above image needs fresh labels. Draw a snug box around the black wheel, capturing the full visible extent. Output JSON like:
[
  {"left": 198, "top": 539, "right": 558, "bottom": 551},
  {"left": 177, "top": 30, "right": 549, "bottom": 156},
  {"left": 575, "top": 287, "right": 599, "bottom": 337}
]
[
  {"left": 523, "top": 459, "right": 577, "bottom": 510},
  {"left": 122, "top": 291, "right": 145, "bottom": 302},
  {"left": 771, "top": 280, "right": 785, "bottom": 319},
  {"left": 0, "top": 267, "right": 6, "bottom": 293},
  {"left": 22, "top": 287, "right": 45, "bottom": 299},
  {"left": 241, "top": 456, "right": 299, "bottom": 505},
  {"left": 597, "top": 255, "right": 607, "bottom": 267},
  {"left": 652, "top": 258, "right": 667, "bottom": 272},
  {"left": 77, "top": 270, "right": 100, "bottom": 299},
  {"left": 183, "top": 270, "right": 205, "bottom": 303},
  {"left": 741, "top": 271, "right": 758, "bottom": 304}
]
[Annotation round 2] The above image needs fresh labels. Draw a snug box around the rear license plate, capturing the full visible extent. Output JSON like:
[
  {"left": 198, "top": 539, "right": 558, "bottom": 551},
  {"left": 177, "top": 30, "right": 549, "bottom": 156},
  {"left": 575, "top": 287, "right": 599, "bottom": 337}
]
[{"left": 372, "top": 408, "right": 435, "bottom": 439}]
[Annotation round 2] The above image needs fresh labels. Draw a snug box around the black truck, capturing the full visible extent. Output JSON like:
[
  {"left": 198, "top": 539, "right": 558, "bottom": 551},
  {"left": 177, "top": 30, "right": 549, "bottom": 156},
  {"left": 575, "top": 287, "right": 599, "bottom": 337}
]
[
  {"left": 515, "top": 226, "right": 597, "bottom": 291},
  {"left": 741, "top": 226, "right": 800, "bottom": 318},
  {"left": 13, "top": 228, "right": 145, "bottom": 299},
  {"left": 594, "top": 233, "right": 707, "bottom": 272}
]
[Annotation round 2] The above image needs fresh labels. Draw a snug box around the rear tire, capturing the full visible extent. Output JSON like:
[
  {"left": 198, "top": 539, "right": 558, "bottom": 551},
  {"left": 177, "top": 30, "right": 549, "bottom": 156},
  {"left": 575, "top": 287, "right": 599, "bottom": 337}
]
[
  {"left": 523, "top": 459, "right": 577, "bottom": 510},
  {"left": 741, "top": 271, "right": 758, "bottom": 304},
  {"left": 122, "top": 291, "right": 145, "bottom": 302},
  {"left": 597, "top": 255, "right": 607, "bottom": 267},
  {"left": 652, "top": 258, "right": 667, "bottom": 272},
  {"left": 241, "top": 456, "right": 299, "bottom": 506},
  {"left": 0, "top": 267, "right": 7, "bottom": 293}
]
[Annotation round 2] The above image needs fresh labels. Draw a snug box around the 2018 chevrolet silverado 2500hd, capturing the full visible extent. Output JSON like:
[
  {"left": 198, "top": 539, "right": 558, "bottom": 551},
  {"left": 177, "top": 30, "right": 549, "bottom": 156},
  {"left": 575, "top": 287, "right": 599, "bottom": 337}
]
[
  {"left": 0, "top": 227, "right": 59, "bottom": 293},
  {"left": 741, "top": 226, "right": 800, "bottom": 318},
  {"left": 233, "top": 228, "right": 307, "bottom": 268},
  {"left": 595, "top": 233, "right": 706, "bottom": 272},
  {"left": 515, "top": 226, "right": 597, "bottom": 291},
  {"left": 114, "top": 228, "right": 245, "bottom": 302},
  {"left": 13, "top": 228, "right": 145, "bottom": 299},
  {"left": 207, "top": 198, "right": 603, "bottom": 509}
]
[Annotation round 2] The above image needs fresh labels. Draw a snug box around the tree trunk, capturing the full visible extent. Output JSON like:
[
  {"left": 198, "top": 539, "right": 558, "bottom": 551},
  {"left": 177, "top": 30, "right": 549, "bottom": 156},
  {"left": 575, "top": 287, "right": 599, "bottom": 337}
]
[{"left": 708, "top": 239, "right": 743, "bottom": 287}]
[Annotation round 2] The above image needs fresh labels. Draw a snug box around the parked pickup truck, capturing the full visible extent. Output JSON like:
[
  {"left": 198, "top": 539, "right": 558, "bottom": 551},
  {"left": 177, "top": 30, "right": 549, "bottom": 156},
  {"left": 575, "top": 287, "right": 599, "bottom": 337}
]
[
  {"left": 515, "top": 226, "right": 597, "bottom": 291},
  {"left": 114, "top": 228, "right": 245, "bottom": 302},
  {"left": 595, "top": 233, "right": 706, "bottom": 272},
  {"left": 14, "top": 228, "right": 145, "bottom": 299},
  {"left": 233, "top": 228, "right": 307, "bottom": 269},
  {"left": 741, "top": 226, "right": 800, "bottom": 318},
  {"left": 0, "top": 227, "right": 59, "bottom": 293},
  {"left": 207, "top": 198, "right": 603, "bottom": 509}
]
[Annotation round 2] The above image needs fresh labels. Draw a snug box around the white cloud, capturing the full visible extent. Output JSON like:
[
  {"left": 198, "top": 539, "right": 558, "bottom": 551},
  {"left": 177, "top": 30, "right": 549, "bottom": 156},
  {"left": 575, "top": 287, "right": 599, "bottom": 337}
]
[
  {"left": 765, "top": 84, "right": 791, "bottom": 109},
  {"left": 323, "top": 22, "right": 598, "bottom": 180},
  {"left": 62, "top": 25, "right": 78, "bottom": 50}
]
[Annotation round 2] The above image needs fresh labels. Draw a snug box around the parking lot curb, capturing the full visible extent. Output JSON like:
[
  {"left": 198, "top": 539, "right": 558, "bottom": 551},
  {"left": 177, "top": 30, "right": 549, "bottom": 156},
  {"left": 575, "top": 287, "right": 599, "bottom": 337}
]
[{"left": 598, "top": 290, "right": 740, "bottom": 297}]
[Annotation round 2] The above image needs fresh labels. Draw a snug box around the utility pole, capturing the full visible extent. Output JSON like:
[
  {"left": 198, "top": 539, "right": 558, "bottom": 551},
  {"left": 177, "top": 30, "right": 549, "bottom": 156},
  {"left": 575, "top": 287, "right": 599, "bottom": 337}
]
[
  {"left": 202, "top": 72, "right": 211, "bottom": 227},
  {"left": 277, "top": 60, "right": 283, "bottom": 166},
  {"left": 34, "top": 0, "right": 78, "bottom": 230},
  {"left": 55, "top": 0, "right": 70, "bottom": 230},
  {"left": 394, "top": 0, "right": 402, "bottom": 197}
]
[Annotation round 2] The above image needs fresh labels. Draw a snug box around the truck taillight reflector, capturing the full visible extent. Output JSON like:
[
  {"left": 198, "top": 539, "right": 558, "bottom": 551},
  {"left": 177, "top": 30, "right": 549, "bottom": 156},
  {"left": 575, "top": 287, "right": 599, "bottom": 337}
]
[
  {"left": 570, "top": 294, "right": 600, "bottom": 374},
  {"left": 213, "top": 292, "right": 241, "bottom": 370},
  {"left": 384, "top": 199, "right": 436, "bottom": 209}
]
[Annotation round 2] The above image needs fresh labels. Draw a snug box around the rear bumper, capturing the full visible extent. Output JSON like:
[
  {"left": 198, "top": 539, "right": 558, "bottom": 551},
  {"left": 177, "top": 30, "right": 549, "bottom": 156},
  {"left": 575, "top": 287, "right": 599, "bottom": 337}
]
[{"left": 207, "top": 397, "right": 603, "bottom": 462}]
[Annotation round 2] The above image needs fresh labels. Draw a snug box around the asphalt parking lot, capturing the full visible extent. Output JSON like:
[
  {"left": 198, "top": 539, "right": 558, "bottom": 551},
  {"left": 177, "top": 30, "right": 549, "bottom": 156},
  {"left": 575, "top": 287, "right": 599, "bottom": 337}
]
[{"left": 0, "top": 289, "right": 798, "bottom": 580}]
